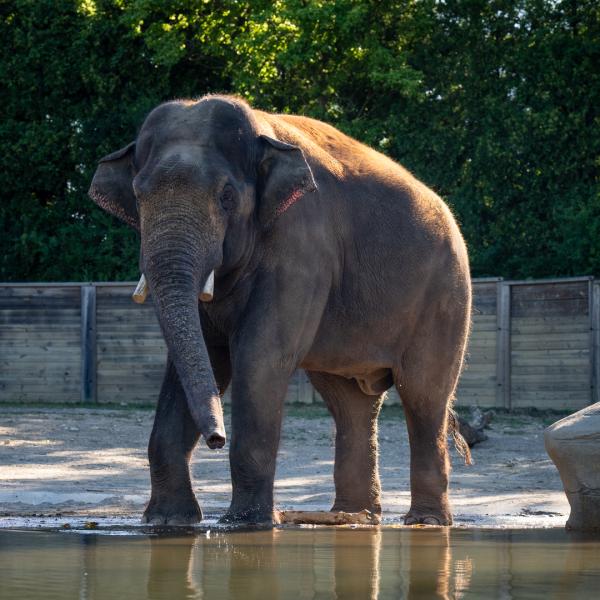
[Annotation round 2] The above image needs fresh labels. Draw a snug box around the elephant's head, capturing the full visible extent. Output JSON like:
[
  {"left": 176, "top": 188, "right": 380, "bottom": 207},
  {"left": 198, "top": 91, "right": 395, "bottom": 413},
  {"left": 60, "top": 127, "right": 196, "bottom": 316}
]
[{"left": 88, "top": 96, "right": 316, "bottom": 448}]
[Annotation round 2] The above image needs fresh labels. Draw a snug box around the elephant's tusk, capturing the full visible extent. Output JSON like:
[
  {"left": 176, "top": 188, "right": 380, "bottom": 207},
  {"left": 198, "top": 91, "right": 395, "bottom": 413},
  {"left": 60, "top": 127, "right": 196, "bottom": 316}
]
[
  {"left": 199, "top": 271, "right": 215, "bottom": 302},
  {"left": 132, "top": 273, "right": 148, "bottom": 304},
  {"left": 133, "top": 271, "right": 214, "bottom": 304}
]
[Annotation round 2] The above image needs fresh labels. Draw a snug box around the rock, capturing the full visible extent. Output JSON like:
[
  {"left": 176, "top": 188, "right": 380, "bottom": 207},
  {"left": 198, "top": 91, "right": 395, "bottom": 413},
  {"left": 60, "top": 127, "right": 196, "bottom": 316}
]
[{"left": 544, "top": 403, "right": 600, "bottom": 531}]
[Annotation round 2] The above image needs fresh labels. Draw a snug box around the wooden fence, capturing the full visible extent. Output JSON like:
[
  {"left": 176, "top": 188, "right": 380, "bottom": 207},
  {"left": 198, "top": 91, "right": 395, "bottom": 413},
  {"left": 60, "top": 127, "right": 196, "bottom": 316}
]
[{"left": 1, "top": 277, "right": 598, "bottom": 411}]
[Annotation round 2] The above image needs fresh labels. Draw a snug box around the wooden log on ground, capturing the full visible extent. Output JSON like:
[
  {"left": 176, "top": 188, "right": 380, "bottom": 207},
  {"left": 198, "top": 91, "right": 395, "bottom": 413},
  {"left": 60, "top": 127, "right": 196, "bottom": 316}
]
[
  {"left": 277, "top": 509, "right": 380, "bottom": 525},
  {"left": 457, "top": 407, "right": 494, "bottom": 447}
]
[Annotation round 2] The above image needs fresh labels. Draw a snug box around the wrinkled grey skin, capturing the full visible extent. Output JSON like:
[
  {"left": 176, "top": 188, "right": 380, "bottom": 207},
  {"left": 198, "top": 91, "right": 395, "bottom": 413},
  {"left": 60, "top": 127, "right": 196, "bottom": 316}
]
[{"left": 89, "top": 95, "right": 471, "bottom": 526}]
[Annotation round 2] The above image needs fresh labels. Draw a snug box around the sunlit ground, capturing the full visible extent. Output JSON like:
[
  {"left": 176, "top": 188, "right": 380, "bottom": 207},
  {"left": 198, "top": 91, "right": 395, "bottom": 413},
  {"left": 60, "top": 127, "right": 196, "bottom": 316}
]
[{"left": 0, "top": 405, "right": 568, "bottom": 529}]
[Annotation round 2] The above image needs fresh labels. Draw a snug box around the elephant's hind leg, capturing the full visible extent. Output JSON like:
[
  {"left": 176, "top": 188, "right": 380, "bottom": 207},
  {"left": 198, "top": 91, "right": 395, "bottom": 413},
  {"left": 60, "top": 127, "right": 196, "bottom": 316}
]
[
  {"left": 308, "top": 371, "right": 385, "bottom": 515},
  {"left": 396, "top": 311, "right": 469, "bottom": 526},
  {"left": 143, "top": 349, "right": 231, "bottom": 525}
]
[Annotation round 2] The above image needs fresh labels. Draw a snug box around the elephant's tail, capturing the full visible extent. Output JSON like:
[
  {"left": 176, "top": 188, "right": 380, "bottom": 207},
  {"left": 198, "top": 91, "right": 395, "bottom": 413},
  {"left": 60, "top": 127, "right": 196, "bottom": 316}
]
[{"left": 448, "top": 408, "right": 473, "bottom": 465}]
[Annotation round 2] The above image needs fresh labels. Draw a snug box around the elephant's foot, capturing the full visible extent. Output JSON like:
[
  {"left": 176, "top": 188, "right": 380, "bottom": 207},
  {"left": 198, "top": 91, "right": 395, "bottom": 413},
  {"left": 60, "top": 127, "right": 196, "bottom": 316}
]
[
  {"left": 141, "top": 493, "right": 203, "bottom": 526},
  {"left": 404, "top": 503, "right": 452, "bottom": 526},
  {"left": 218, "top": 505, "right": 277, "bottom": 527}
]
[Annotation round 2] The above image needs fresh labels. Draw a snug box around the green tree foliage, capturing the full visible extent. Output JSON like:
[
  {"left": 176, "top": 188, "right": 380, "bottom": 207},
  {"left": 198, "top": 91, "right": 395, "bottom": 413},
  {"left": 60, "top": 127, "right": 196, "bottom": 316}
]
[{"left": 1, "top": 0, "right": 598, "bottom": 281}]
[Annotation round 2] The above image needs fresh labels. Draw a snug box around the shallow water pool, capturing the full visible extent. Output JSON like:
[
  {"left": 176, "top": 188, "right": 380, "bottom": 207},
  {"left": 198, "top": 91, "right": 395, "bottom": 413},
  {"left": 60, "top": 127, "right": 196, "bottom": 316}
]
[{"left": 0, "top": 527, "right": 599, "bottom": 599}]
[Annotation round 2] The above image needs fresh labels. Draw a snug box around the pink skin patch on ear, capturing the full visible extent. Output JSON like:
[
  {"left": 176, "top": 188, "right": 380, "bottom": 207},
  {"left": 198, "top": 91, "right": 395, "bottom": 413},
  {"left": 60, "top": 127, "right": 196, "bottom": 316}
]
[{"left": 275, "top": 187, "right": 305, "bottom": 217}]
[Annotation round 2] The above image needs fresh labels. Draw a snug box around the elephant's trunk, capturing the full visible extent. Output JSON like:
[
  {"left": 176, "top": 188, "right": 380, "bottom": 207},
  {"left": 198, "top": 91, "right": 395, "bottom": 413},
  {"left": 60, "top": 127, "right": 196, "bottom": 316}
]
[{"left": 143, "top": 236, "right": 225, "bottom": 450}]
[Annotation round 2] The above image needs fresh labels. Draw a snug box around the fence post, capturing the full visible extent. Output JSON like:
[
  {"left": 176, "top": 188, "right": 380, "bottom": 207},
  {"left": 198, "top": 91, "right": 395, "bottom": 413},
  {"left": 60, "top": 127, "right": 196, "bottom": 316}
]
[
  {"left": 496, "top": 281, "right": 511, "bottom": 410},
  {"left": 80, "top": 284, "right": 97, "bottom": 403},
  {"left": 591, "top": 280, "right": 600, "bottom": 406}
]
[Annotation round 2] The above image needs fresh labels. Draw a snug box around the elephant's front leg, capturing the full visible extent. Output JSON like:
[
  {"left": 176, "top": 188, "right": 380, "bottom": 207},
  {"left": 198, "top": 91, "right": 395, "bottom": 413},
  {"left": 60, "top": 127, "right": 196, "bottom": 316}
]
[
  {"left": 142, "top": 347, "right": 230, "bottom": 525},
  {"left": 220, "top": 357, "right": 290, "bottom": 525}
]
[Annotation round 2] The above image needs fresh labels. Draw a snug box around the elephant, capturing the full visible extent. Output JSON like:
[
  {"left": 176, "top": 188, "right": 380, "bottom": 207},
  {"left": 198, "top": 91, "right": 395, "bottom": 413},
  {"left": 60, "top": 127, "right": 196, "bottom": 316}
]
[{"left": 89, "top": 94, "right": 472, "bottom": 526}]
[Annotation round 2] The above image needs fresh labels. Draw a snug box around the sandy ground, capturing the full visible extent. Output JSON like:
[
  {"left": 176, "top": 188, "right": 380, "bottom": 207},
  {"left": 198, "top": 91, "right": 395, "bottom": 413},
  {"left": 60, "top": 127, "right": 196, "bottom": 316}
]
[{"left": 0, "top": 404, "right": 570, "bottom": 529}]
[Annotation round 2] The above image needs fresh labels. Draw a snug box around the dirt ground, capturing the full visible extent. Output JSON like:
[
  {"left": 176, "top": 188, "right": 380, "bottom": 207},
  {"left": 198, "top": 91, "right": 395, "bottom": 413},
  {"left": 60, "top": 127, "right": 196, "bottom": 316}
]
[{"left": 0, "top": 404, "right": 570, "bottom": 529}]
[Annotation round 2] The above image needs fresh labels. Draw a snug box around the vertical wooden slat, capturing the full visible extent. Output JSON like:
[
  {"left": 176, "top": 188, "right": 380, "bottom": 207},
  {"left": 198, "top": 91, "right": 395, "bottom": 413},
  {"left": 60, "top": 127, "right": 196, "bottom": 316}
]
[
  {"left": 496, "top": 281, "right": 511, "bottom": 410},
  {"left": 592, "top": 280, "right": 600, "bottom": 406},
  {"left": 80, "top": 285, "right": 97, "bottom": 403},
  {"left": 298, "top": 371, "right": 315, "bottom": 404}
]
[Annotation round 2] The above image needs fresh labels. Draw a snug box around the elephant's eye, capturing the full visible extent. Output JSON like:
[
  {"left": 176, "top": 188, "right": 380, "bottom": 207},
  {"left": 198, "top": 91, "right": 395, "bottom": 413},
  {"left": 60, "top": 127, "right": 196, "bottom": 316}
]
[{"left": 220, "top": 184, "right": 236, "bottom": 212}]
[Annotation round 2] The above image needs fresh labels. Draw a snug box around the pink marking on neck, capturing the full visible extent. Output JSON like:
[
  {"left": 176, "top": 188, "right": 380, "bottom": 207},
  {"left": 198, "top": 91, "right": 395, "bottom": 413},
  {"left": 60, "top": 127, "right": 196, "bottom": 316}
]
[{"left": 275, "top": 187, "right": 304, "bottom": 217}]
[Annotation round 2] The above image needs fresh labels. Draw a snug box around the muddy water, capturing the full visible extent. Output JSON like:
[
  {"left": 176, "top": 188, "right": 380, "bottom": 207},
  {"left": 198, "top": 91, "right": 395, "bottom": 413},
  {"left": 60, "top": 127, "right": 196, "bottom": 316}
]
[{"left": 0, "top": 528, "right": 599, "bottom": 599}]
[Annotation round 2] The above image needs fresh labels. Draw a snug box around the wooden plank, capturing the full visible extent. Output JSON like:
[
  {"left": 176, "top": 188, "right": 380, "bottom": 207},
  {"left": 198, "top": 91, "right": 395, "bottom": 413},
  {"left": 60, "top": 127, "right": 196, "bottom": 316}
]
[
  {"left": 465, "top": 341, "right": 497, "bottom": 351},
  {"left": 453, "top": 290, "right": 499, "bottom": 405},
  {"left": 457, "top": 394, "right": 497, "bottom": 401},
  {"left": 97, "top": 353, "right": 163, "bottom": 363},
  {"left": 455, "top": 397, "right": 497, "bottom": 408},
  {"left": 1, "top": 340, "right": 82, "bottom": 349},
  {"left": 1, "top": 325, "right": 83, "bottom": 334},
  {"left": 0, "top": 286, "right": 81, "bottom": 299},
  {"left": 97, "top": 368, "right": 165, "bottom": 379},
  {"left": 466, "top": 351, "right": 496, "bottom": 360},
  {"left": 472, "top": 281, "right": 497, "bottom": 315},
  {"left": 512, "top": 382, "right": 590, "bottom": 392},
  {"left": 1, "top": 384, "right": 79, "bottom": 395},
  {"left": 80, "top": 285, "right": 97, "bottom": 403},
  {"left": 1, "top": 396, "right": 81, "bottom": 404},
  {"left": 458, "top": 387, "right": 497, "bottom": 395},
  {"left": 511, "top": 363, "right": 590, "bottom": 375},
  {"left": 456, "top": 389, "right": 500, "bottom": 398},
  {"left": 511, "top": 281, "right": 589, "bottom": 302},
  {"left": 1, "top": 317, "right": 81, "bottom": 327},
  {"left": 497, "top": 282, "right": 511, "bottom": 409},
  {"left": 591, "top": 281, "right": 599, "bottom": 405},
  {"left": 1, "top": 384, "right": 80, "bottom": 393},
  {"left": 98, "top": 350, "right": 165, "bottom": 359},
  {"left": 511, "top": 297, "right": 588, "bottom": 318},
  {"left": 512, "top": 337, "right": 590, "bottom": 351},
  {"left": 511, "top": 392, "right": 589, "bottom": 410},
  {"left": 96, "top": 306, "right": 158, "bottom": 315},
  {"left": 1, "top": 382, "right": 80, "bottom": 392},
  {"left": 1, "top": 363, "right": 79, "bottom": 374},
  {"left": 97, "top": 342, "right": 166, "bottom": 352},
  {"left": 511, "top": 317, "right": 589, "bottom": 334},
  {"left": 459, "top": 370, "right": 497, "bottom": 379},
  {"left": 470, "top": 317, "right": 498, "bottom": 331},
  {"left": 511, "top": 351, "right": 589, "bottom": 362},
  {"left": 458, "top": 375, "right": 497, "bottom": 384},
  {"left": 504, "top": 276, "right": 593, "bottom": 286},
  {"left": 3, "top": 345, "right": 81, "bottom": 353},
  {"left": 97, "top": 332, "right": 162, "bottom": 340},
  {"left": 0, "top": 307, "right": 81, "bottom": 316},
  {"left": 95, "top": 284, "right": 165, "bottom": 407},
  {"left": 0, "top": 282, "right": 85, "bottom": 288},
  {"left": 467, "top": 327, "right": 498, "bottom": 336}
]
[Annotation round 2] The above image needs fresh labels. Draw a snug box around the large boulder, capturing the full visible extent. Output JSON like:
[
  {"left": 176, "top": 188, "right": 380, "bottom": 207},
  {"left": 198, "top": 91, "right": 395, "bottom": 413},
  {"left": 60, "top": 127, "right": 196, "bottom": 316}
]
[{"left": 544, "top": 403, "right": 600, "bottom": 530}]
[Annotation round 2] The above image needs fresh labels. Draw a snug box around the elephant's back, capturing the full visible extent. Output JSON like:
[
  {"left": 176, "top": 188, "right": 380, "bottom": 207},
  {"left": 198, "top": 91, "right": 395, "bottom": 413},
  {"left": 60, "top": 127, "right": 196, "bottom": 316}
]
[
  {"left": 256, "top": 111, "right": 470, "bottom": 371},
  {"left": 260, "top": 109, "right": 469, "bottom": 299}
]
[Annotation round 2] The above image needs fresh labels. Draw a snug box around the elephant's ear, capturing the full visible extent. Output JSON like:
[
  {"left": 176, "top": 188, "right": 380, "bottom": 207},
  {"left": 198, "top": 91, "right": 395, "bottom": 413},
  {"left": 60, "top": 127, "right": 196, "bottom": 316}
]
[
  {"left": 257, "top": 135, "right": 317, "bottom": 229},
  {"left": 88, "top": 142, "right": 139, "bottom": 231}
]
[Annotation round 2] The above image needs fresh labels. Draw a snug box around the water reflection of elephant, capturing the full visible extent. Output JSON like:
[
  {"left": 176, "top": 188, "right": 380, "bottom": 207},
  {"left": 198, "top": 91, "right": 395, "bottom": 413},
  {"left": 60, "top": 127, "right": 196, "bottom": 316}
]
[
  {"left": 141, "top": 527, "right": 600, "bottom": 599},
  {"left": 144, "top": 528, "right": 458, "bottom": 599},
  {"left": 164, "top": 528, "right": 386, "bottom": 600},
  {"left": 6, "top": 528, "right": 597, "bottom": 599}
]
